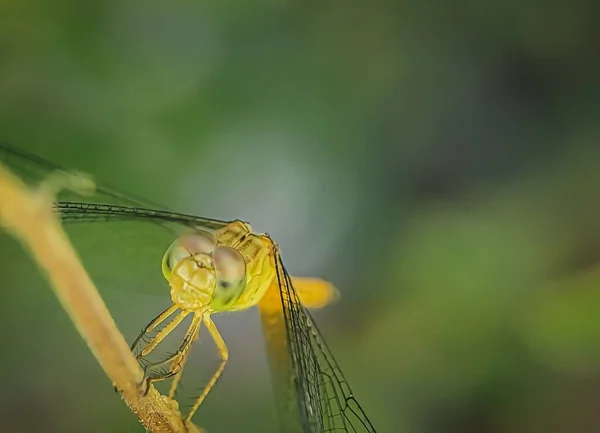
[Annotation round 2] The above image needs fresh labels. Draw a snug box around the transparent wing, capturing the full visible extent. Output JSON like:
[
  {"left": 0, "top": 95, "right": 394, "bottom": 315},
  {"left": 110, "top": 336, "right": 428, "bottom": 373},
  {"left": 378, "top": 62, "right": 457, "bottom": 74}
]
[
  {"left": 260, "top": 251, "right": 377, "bottom": 433},
  {"left": 259, "top": 278, "right": 305, "bottom": 433},
  {"left": 0, "top": 142, "right": 229, "bottom": 295},
  {"left": 0, "top": 141, "right": 166, "bottom": 209}
]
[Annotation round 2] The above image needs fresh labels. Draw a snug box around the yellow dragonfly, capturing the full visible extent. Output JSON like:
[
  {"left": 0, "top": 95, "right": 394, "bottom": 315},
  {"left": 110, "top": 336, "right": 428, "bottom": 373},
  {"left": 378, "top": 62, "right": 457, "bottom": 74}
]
[{"left": 0, "top": 142, "right": 377, "bottom": 433}]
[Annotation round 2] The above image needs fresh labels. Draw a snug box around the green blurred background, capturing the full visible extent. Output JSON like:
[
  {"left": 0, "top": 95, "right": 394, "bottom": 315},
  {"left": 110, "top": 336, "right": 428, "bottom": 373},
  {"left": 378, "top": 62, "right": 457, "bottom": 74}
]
[{"left": 1, "top": 1, "right": 600, "bottom": 432}]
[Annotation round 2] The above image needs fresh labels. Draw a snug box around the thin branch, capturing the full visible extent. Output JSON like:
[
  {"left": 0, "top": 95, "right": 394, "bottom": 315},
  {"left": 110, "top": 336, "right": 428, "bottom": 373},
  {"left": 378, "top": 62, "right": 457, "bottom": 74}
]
[{"left": 0, "top": 162, "right": 203, "bottom": 433}]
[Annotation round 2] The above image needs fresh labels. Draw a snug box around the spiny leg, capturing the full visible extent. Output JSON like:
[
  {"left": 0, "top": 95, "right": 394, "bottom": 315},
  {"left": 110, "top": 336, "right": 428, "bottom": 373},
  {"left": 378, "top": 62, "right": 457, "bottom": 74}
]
[
  {"left": 136, "top": 310, "right": 189, "bottom": 360},
  {"left": 139, "top": 314, "right": 202, "bottom": 396},
  {"left": 185, "top": 315, "right": 229, "bottom": 422},
  {"left": 130, "top": 304, "right": 179, "bottom": 355},
  {"left": 168, "top": 323, "right": 201, "bottom": 399}
]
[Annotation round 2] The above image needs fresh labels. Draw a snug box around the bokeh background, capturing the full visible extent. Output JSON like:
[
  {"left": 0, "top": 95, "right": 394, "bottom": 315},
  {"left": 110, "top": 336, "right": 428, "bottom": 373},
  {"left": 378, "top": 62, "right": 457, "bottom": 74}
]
[{"left": 1, "top": 1, "right": 600, "bottom": 432}]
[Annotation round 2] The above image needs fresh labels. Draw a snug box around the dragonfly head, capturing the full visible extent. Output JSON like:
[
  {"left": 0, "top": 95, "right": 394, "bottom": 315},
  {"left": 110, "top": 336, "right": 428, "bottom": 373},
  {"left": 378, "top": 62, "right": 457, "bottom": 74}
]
[
  {"left": 162, "top": 231, "right": 247, "bottom": 312},
  {"left": 167, "top": 253, "right": 216, "bottom": 311}
]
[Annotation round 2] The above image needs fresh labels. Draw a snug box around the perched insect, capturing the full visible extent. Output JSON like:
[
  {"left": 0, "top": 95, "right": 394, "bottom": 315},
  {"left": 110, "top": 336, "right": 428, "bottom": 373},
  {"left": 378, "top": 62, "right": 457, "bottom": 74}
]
[{"left": 0, "top": 142, "right": 377, "bottom": 433}]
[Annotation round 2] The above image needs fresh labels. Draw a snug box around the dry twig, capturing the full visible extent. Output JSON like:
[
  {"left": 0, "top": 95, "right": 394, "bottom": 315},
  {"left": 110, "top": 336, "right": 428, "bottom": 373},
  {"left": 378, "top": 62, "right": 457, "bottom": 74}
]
[{"left": 0, "top": 161, "right": 203, "bottom": 433}]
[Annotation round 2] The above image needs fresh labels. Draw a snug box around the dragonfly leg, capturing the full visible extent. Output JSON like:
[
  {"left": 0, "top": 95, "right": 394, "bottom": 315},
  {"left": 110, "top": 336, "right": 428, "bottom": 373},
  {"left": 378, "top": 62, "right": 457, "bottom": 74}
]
[
  {"left": 168, "top": 322, "right": 201, "bottom": 399},
  {"left": 185, "top": 315, "right": 229, "bottom": 422},
  {"left": 135, "top": 310, "right": 189, "bottom": 360},
  {"left": 139, "top": 314, "right": 202, "bottom": 396},
  {"left": 130, "top": 304, "right": 179, "bottom": 356}
]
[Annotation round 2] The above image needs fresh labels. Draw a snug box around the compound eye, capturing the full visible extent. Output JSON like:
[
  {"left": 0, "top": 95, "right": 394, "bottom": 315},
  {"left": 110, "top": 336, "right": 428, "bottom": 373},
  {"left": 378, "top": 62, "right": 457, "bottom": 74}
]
[
  {"left": 165, "top": 231, "right": 216, "bottom": 271},
  {"left": 165, "top": 244, "right": 187, "bottom": 271},
  {"left": 213, "top": 246, "right": 246, "bottom": 289},
  {"left": 181, "top": 231, "right": 216, "bottom": 255}
]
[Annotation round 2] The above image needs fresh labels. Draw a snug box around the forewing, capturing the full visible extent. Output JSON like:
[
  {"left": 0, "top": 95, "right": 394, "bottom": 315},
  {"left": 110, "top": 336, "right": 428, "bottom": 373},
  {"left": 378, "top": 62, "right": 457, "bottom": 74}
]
[
  {"left": 0, "top": 142, "right": 228, "bottom": 295},
  {"left": 262, "top": 251, "right": 377, "bottom": 433}
]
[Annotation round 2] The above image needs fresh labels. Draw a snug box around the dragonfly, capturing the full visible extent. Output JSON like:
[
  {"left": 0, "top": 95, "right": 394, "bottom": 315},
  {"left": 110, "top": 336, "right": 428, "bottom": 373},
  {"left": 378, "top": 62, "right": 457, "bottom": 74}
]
[{"left": 0, "top": 142, "right": 377, "bottom": 433}]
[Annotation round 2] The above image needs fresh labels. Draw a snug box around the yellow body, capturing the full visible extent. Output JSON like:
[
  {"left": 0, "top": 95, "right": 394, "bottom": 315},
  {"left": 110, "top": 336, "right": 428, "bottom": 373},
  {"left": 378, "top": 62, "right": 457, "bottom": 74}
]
[
  {"left": 162, "top": 219, "right": 337, "bottom": 314},
  {"left": 133, "top": 219, "right": 338, "bottom": 423}
]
